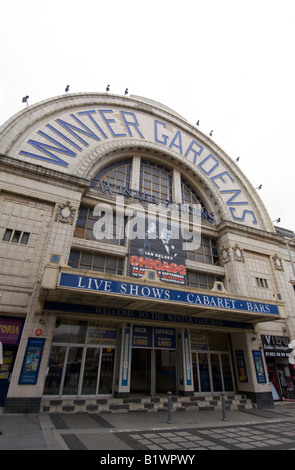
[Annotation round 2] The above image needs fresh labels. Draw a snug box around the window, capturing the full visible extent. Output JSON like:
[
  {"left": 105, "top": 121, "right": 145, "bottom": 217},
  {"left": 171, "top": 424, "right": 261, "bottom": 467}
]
[
  {"left": 256, "top": 277, "right": 268, "bottom": 288},
  {"left": 2, "top": 228, "right": 30, "bottom": 245},
  {"left": 74, "top": 206, "right": 126, "bottom": 246},
  {"left": 181, "top": 180, "right": 202, "bottom": 206},
  {"left": 140, "top": 160, "right": 172, "bottom": 203},
  {"left": 91, "top": 159, "right": 132, "bottom": 192},
  {"left": 68, "top": 249, "right": 124, "bottom": 275},
  {"left": 187, "top": 271, "right": 223, "bottom": 290},
  {"left": 185, "top": 235, "right": 219, "bottom": 265}
]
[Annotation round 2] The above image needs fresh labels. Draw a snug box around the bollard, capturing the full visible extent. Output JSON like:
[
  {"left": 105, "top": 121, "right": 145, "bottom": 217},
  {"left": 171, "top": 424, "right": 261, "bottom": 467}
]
[
  {"left": 167, "top": 391, "right": 172, "bottom": 424},
  {"left": 221, "top": 392, "right": 227, "bottom": 421}
]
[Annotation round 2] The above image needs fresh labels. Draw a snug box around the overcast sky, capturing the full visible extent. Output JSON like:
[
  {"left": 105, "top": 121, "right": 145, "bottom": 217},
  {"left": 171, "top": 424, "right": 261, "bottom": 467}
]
[{"left": 1, "top": 0, "right": 295, "bottom": 232}]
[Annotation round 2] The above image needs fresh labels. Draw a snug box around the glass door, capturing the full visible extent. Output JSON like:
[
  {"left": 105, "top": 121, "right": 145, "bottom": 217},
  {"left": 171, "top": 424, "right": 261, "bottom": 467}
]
[
  {"left": 210, "top": 353, "right": 223, "bottom": 391},
  {"left": 98, "top": 348, "right": 115, "bottom": 394},
  {"left": 155, "top": 349, "right": 176, "bottom": 394},
  {"left": 44, "top": 345, "right": 67, "bottom": 395},
  {"left": 199, "top": 353, "right": 211, "bottom": 392},
  {"left": 81, "top": 347, "right": 101, "bottom": 395},
  {"left": 130, "top": 349, "right": 151, "bottom": 394},
  {"left": 63, "top": 346, "right": 83, "bottom": 395},
  {"left": 192, "top": 351, "right": 234, "bottom": 393},
  {"left": 44, "top": 344, "right": 115, "bottom": 396},
  {"left": 221, "top": 354, "right": 234, "bottom": 391},
  {"left": 192, "top": 352, "right": 199, "bottom": 392}
]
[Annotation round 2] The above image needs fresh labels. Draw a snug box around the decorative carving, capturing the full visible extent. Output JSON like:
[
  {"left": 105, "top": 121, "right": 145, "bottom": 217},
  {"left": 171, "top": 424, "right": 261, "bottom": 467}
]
[
  {"left": 272, "top": 253, "right": 284, "bottom": 271},
  {"left": 55, "top": 201, "right": 76, "bottom": 224},
  {"left": 232, "top": 244, "right": 245, "bottom": 262},
  {"left": 221, "top": 246, "right": 230, "bottom": 264}
]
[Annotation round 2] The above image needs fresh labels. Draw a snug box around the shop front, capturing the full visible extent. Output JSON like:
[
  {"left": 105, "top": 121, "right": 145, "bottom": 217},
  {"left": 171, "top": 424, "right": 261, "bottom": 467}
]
[
  {"left": 0, "top": 317, "right": 24, "bottom": 406},
  {"left": 42, "top": 281, "right": 271, "bottom": 401},
  {"left": 261, "top": 334, "right": 295, "bottom": 401},
  {"left": 191, "top": 330, "right": 234, "bottom": 393},
  {"left": 43, "top": 316, "right": 236, "bottom": 399},
  {"left": 44, "top": 319, "right": 117, "bottom": 397}
]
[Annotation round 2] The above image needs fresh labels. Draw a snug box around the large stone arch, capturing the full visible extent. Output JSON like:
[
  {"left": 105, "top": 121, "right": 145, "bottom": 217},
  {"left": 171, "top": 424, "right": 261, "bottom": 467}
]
[{"left": 0, "top": 92, "right": 274, "bottom": 231}]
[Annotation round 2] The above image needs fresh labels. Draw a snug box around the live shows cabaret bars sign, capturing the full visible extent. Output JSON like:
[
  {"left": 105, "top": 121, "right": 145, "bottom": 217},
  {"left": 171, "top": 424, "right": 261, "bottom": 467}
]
[{"left": 58, "top": 272, "right": 280, "bottom": 316}]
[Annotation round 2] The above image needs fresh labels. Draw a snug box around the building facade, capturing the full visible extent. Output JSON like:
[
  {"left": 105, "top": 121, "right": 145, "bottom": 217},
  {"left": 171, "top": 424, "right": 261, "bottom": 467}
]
[{"left": 0, "top": 93, "right": 294, "bottom": 413}]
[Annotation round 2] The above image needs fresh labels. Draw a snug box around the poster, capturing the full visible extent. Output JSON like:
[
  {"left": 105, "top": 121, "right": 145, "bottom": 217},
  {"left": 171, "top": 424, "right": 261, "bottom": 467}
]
[
  {"left": 0, "top": 351, "right": 14, "bottom": 379},
  {"left": 128, "top": 216, "right": 188, "bottom": 285},
  {"left": 19, "top": 338, "right": 45, "bottom": 385},
  {"left": 190, "top": 330, "right": 208, "bottom": 350},
  {"left": 132, "top": 325, "right": 153, "bottom": 347},
  {"left": 86, "top": 322, "right": 117, "bottom": 345},
  {"left": 235, "top": 350, "right": 248, "bottom": 382},
  {"left": 154, "top": 328, "right": 176, "bottom": 349},
  {"left": 252, "top": 350, "right": 267, "bottom": 384}
]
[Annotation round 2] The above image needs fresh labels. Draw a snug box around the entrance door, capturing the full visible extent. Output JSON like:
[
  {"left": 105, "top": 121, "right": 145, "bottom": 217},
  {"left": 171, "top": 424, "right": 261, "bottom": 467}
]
[
  {"left": 130, "top": 349, "right": 151, "bottom": 394},
  {"left": 81, "top": 347, "right": 101, "bottom": 395},
  {"left": 63, "top": 346, "right": 83, "bottom": 395},
  {"left": 44, "top": 345, "right": 115, "bottom": 396},
  {"left": 155, "top": 349, "right": 176, "bottom": 394},
  {"left": 199, "top": 353, "right": 211, "bottom": 392},
  {"left": 98, "top": 348, "right": 115, "bottom": 394},
  {"left": 130, "top": 348, "right": 177, "bottom": 395},
  {"left": 192, "top": 352, "right": 234, "bottom": 393},
  {"left": 210, "top": 353, "right": 223, "bottom": 391},
  {"left": 221, "top": 354, "right": 234, "bottom": 391}
]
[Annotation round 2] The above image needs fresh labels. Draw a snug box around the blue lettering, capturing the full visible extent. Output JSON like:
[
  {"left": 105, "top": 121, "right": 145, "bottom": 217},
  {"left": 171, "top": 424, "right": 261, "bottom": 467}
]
[
  {"left": 45, "top": 124, "right": 83, "bottom": 151},
  {"left": 120, "top": 111, "right": 144, "bottom": 138},
  {"left": 78, "top": 110, "right": 108, "bottom": 139},
  {"left": 98, "top": 109, "right": 127, "bottom": 137},
  {"left": 221, "top": 189, "right": 248, "bottom": 206},
  {"left": 19, "top": 130, "right": 77, "bottom": 167},
  {"left": 198, "top": 154, "right": 219, "bottom": 174},
  {"left": 184, "top": 139, "right": 204, "bottom": 163},
  {"left": 169, "top": 130, "right": 183, "bottom": 154},
  {"left": 154, "top": 120, "right": 169, "bottom": 145},
  {"left": 211, "top": 170, "right": 234, "bottom": 188},
  {"left": 229, "top": 207, "right": 257, "bottom": 225},
  {"left": 56, "top": 113, "right": 101, "bottom": 145}
]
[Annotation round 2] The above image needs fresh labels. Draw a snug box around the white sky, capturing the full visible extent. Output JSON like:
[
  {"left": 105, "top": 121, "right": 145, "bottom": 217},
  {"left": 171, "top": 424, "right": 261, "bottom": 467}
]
[{"left": 1, "top": 0, "right": 295, "bottom": 232}]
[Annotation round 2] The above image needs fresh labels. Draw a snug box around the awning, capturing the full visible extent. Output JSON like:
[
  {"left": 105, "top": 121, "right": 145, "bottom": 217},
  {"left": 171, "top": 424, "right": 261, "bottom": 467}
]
[{"left": 42, "top": 269, "right": 282, "bottom": 326}]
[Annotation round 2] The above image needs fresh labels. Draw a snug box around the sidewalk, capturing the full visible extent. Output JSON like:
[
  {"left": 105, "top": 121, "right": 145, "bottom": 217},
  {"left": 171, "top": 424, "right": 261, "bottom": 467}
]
[{"left": 1, "top": 403, "right": 295, "bottom": 451}]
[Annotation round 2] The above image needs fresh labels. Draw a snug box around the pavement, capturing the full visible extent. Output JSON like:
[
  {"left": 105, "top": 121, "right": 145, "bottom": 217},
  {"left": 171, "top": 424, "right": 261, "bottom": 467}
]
[{"left": 1, "top": 402, "right": 295, "bottom": 456}]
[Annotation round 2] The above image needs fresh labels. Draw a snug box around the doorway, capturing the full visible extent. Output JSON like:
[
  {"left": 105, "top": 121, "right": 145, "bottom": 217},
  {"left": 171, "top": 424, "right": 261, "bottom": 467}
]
[
  {"left": 130, "top": 349, "right": 151, "bottom": 394},
  {"left": 192, "top": 351, "right": 234, "bottom": 393},
  {"left": 155, "top": 349, "right": 176, "bottom": 394},
  {"left": 130, "top": 348, "right": 177, "bottom": 395},
  {"left": 44, "top": 344, "right": 115, "bottom": 396}
]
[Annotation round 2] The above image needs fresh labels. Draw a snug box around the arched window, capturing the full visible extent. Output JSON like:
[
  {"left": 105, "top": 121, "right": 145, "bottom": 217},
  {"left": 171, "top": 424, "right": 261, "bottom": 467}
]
[
  {"left": 181, "top": 177, "right": 215, "bottom": 225},
  {"left": 91, "top": 158, "right": 132, "bottom": 191},
  {"left": 140, "top": 159, "right": 172, "bottom": 203},
  {"left": 181, "top": 179, "right": 202, "bottom": 206}
]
